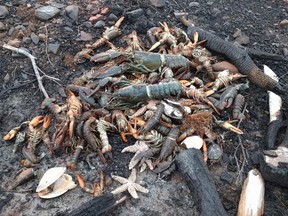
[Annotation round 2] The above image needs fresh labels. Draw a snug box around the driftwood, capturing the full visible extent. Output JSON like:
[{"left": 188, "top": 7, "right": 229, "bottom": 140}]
[{"left": 176, "top": 149, "right": 227, "bottom": 216}]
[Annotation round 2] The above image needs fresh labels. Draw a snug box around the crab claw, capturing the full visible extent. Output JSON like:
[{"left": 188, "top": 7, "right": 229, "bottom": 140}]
[
  {"left": 148, "top": 41, "right": 162, "bottom": 52},
  {"left": 30, "top": 116, "right": 45, "bottom": 127},
  {"left": 43, "top": 115, "right": 51, "bottom": 129},
  {"left": 114, "top": 16, "right": 125, "bottom": 28},
  {"left": 221, "top": 121, "right": 243, "bottom": 134},
  {"left": 3, "top": 127, "right": 21, "bottom": 140}
]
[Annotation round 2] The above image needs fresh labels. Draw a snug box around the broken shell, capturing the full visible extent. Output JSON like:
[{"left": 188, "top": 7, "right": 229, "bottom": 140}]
[
  {"left": 181, "top": 135, "right": 203, "bottom": 149},
  {"left": 36, "top": 167, "right": 66, "bottom": 192},
  {"left": 38, "top": 174, "right": 77, "bottom": 199}
]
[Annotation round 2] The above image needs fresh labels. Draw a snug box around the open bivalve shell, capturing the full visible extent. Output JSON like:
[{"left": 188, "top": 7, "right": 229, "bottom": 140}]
[
  {"left": 181, "top": 135, "right": 203, "bottom": 149},
  {"left": 36, "top": 167, "right": 77, "bottom": 199}
]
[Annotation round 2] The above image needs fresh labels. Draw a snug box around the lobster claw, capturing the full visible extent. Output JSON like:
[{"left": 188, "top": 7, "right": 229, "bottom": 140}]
[
  {"left": 90, "top": 51, "right": 123, "bottom": 63},
  {"left": 29, "top": 115, "right": 45, "bottom": 127},
  {"left": 93, "top": 65, "right": 124, "bottom": 79},
  {"left": 43, "top": 115, "right": 51, "bottom": 130},
  {"left": 3, "top": 127, "right": 21, "bottom": 140}
]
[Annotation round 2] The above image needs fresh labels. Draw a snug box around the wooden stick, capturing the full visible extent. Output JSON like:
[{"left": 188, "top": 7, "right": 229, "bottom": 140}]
[{"left": 3, "top": 44, "right": 51, "bottom": 98}]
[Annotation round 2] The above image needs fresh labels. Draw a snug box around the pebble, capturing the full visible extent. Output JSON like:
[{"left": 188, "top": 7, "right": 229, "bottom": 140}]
[
  {"left": 83, "top": 21, "right": 92, "bottom": 28},
  {"left": 8, "top": 26, "right": 15, "bottom": 36},
  {"left": 283, "top": 48, "right": 288, "bottom": 56},
  {"left": 94, "top": 20, "right": 105, "bottom": 28},
  {"left": 100, "top": 8, "right": 109, "bottom": 14},
  {"left": 220, "top": 172, "right": 234, "bottom": 185},
  {"left": 65, "top": 5, "right": 79, "bottom": 21},
  {"left": 12, "top": 47, "right": 30, "bottom": 58},
  {"left": 48, "top": 43, "right": 60, "bottom": 54},
  {"left": 108, "top": 13, "right": 118, "bottom": 22},
  {"left": 31, "top": 32, "right": 39, "bottom": 44},
  {"left": 150, "top": 0, "right": 166, "bottom": 8},
  {"left": 279, "top": 19, "right": 288, "bottom": 27},
  {"left": 211, "top": 8, "right": 221, "bottom": 17},
  {"left": 38, "top": 33, "right": 47, "bottom": 41},
  {"left": 35, "top": 6, "right": 60, "bottom": 20},
  {"left": 89, "top": 14, "right": 103, "bottom": 23},
  {"left": 127, "top": 9, "right": 144, "bottom": 22},
  {"left": 64, "top": 26, "right": 74, "bottom": 32},
  {"left": 22, "top": 36, "right": 31, "bottom": 44},
  {"left": 0, "top": 5, "right": 9, "bottom": 19},
  {"left": 189, "top": 2, "right": 200, "bottom": 7},
  {"left": 234, "top": 35, "right": 249, "bottom": 45},
  {"left": 91, "top": 9, "right": 99, "bottom": 16},
  {"left": 208, "top": 143, "right": 223, "bottom": 160},
  {"left": 0, "top": 21, "right": 5, "bottom": 31},
  {"left": 7, "top": 38, "right": 21, "bottom": 47},
  {"left": 76, "top": 31, "right": 93, "bottom": 41},
  {"left": 50, "top": 2, "right": 65, "bottom": 9},
  {"left": 232, "top": 28, "right": 242, "bottom": 38}
]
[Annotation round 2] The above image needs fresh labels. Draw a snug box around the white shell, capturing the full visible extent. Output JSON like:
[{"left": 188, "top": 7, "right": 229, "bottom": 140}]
[
  {"left": 36, "top": 167, "right": 66, "bottom": 192},
  {"left": 181, "top": 136, "right": 203, "bottom": 149},
  {"left": 38, "top": 174, "right": 77, "bottom": 199},
  {"left": 263, "top": 65, "right": 282, "bottom": 122}
]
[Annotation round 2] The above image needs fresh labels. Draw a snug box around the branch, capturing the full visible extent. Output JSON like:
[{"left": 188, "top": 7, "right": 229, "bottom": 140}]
[{"left": 3, "top": 44, "right": 50, "bottom": 98}]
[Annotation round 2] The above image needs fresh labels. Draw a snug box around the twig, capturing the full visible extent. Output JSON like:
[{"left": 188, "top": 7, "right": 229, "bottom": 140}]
[{"left": 2, "top": 44, "right": 56, "bottom": 99}]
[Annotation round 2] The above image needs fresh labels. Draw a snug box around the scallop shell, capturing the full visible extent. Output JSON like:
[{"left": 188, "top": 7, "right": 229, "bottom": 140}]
[
  {"left": 38, "top": 174, "right": 77, "bottom": 199},
  {"left": 36, "top": 167, "right": 66, "bottom": 192},
  {"left": 181, "top": 135, "right": 203, "bottom": 149}
]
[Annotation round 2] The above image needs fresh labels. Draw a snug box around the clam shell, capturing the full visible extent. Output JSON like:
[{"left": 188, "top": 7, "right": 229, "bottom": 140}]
[
  {"left": 36, "top": 167, "right": 66, "bottom": 192},
  {"left": 181, "top": 136, "right": 203, "bottom": 149},
  {"left": 38, "top": 174, "right": 77, "bottom": 199}
]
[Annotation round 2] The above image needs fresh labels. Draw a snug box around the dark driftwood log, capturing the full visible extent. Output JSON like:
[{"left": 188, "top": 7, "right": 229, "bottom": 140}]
[{"left": 176, "top": 149, "right": 228, "bottom": 216}]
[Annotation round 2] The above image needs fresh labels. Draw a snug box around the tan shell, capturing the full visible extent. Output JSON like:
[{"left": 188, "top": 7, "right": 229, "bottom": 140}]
[
  {"left": 38, "top": 174, "right": 77, "bottom": 199},
  {"left": 181, "top": 136, "right": 203, "bottom": 149},
  {"left": 36, "top": 167, "right": 66, "bottom": 192}
]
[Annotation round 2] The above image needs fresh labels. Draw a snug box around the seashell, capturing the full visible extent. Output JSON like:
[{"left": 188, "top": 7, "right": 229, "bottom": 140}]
[
  {"left": 38, "top": 174, "right": 77, "bottom": 199},
  {"left": 181, "top": 135, "right": 203, "bottom": 149},
  {"left": 36, "top": 167, "right": 66, "bottom": 192}
]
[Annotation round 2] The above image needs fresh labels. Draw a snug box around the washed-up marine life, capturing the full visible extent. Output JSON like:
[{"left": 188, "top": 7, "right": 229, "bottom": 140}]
[
  {"left": 111, "top": 168, "right": 149, "bottom": 199},
  {"left": 36, "top": 167, "right": 77, "bottom": 199},
  {"left": 77, "top": 169, "right": 104, "bottom": 197},
  {"left": 181, "top": 135, "right": 204, "bottom": 149},
  {"left": 10, "top": 168, "right": 38, "bottom": 190}
]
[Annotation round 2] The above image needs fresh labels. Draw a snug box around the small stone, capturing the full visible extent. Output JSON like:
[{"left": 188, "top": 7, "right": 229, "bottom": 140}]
[
  {"left": 7, "top": 38, "right": 21, "bottom": 47},
  {"left": 211, "top": 8, "right": 221, "bottom": 17},
  {"left": 189, "top": 2, "right": 200, "bottom": 7},
  {"left": 233, "top": 28, "right": 242, "bottom": 38},
  {"left": 220, "top": 172, "right": 234, "bottom": 185},
  {"left": 0, "top": 5, "right": 9, "bottom": 19},
  {"left": 207, "top": 1, "right": 214, "bottom": 5},
  {"left": 283, "top": 48, "right": 288, "bottom": 56},
  {"left": 0, "top": 21, "right": 5, "bottom": 31},
  {"left": 100, "top": 8, "right": 109, "bottom": 14},
  {"left": 48, "top": 43, "right": 60, "bottom": 54},
  {"left": 94, "top": 20, "right": 105, "bottom": 28},
  {"left": 234, "top": 35, "right": 249, "bottom": 45},
  {"left": 250, "top": 152, "right": 260, "bottom": 165},
  {"left": 35, "top": 6, "right": 60, "bottom": 21},
  {"left": 65, "top": 5, "right": 79, "bottom": 21},
  {"left": 89, "top": 14, "right": 103, "bottom": 23},
  {"left": 22, "top": 36, "right": 31, "bottom": 44},
  {"left": 31, "top": 32, "right": 39, "bottom": 44},
  {"left": 91, "top": 9, "right": 99, "bottom": 15},
  {"left": 76, "top": 31, "right": 93, "bottom": 41},
  {"left": 64, "top": 26, "right": 73, "bottom": 32},
  {"left": 208, "top": 143, "right": 223, "bottom": 160},
  {"left": 150, "top": 0, "right": 165, "bottom": 8},
  {"left": 38, "top": 33, "right": 47, "bottom": 41},
  {"left": 83, "top": 21, "right": 92, "bottom": 28},
  {"left": 4, "top": 73, "right": 10, "bottom": 84},
  {"left": 279, "top": 19, "right": 288, "bottom": 27},
  {"left": 12, "top": 47, "right": 31, "bottom": 58},
  {"left": 8, "top": 26, "right": 15, "bottom": 36},
  {"left": 127, "top": 9, "right": 144, "bottom": 21},
  {"left": 50, "top": 2, "right": 65, "bottom": 9},
  {"left": 108, "top": 13, "right": 118, "bottom": 22}
]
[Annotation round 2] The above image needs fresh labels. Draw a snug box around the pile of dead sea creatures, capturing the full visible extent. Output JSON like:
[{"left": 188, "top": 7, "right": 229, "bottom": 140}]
[{"left": 3, "top": 16, "right": 286, "bottom": 215}]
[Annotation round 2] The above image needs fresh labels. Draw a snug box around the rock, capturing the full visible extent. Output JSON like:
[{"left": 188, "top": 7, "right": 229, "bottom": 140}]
[
  {"left": 8, "top": 26, "right": 15, "bottom": 36},
  {"left": 48, "top": 43, "right": 60, "bottom": 54},
  {"left": 31, "top": 32, "right": 39, "bottom": 44},
  {"left": 83, "top": 21, "right": 92, "bottom": 28},
  {"left": 234, "top": 35, "right": 249, "bottom": 45},
  {"left": 220, "top": 172, "right": 234, "bottom": 185},
  {"left": 150, "top": 0, "right": 166, "bottom": 8},
  {"left": 64, "top": 26, "right": 73, "bottom": 32},
  {"left": 65, "top": 5, "right": 79, "bottom": 21},
  {"left": 127, "top": 9, "right": 144, "bottom": 22},
  {"left": 189, "top": 2, "right": 200, "bottom": 7},
  {"left": 22, "top": 37, "right": 31, "bottom": 44},
  {"left": 50, "top": 2, "right": 65, "bottom": 9},
  {"left": 211, "top": 8, "right": 221, "bottom": 17},
  {"left": 12, "top": 47, "right": 30, "bottom": 58},
  {"left": 283, "top": 48, "right": 288, "bottom": 56},
  {"left": 208, "top": 143, "right": 223, "bottom": 160},
  {"left": 0, "top": 5, "right": 9, "bottom": 19},
  {"left": 0, "top": 21, "right": 5, "bottom": 31},
  {"left": 35, "top": 6, "right": 60, "bottom": 21},
  {"left": 89, "top": 14, "right": 103, "bottom": 23},
  {"left": 38, "top": 33, "right": 47, "bottom": 41},
  {"left": 279, "top": 19, "right": 288, "bottom": 27},
  {"left": 76, "top": 31, "right": 93, "bottom": 41},
  {"left": 91, "top": 9, "right": 99, "bottom": 16},
  {"left": 100, "top": 8, "right": 109, "bottom": 14},
  {"left": 108, "top": 13, "right": 118, "bottom": 22},
  {"left": 7, "top": 38, "right": 21, "bottom": 47},
  {"left": 232, "top": 28, "right": 241, "bottom": 38},
  {"left": 94, "top": 20, "right": 105, "bottom": 28}
]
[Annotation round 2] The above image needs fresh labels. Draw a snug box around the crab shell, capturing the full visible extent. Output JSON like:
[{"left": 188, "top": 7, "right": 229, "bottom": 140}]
[
  {"left": 36, "top": 167, "right": 77, "bottom": 199},
  {"left": 181, "top": 135, "right": 203, "bottom": 149}
]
